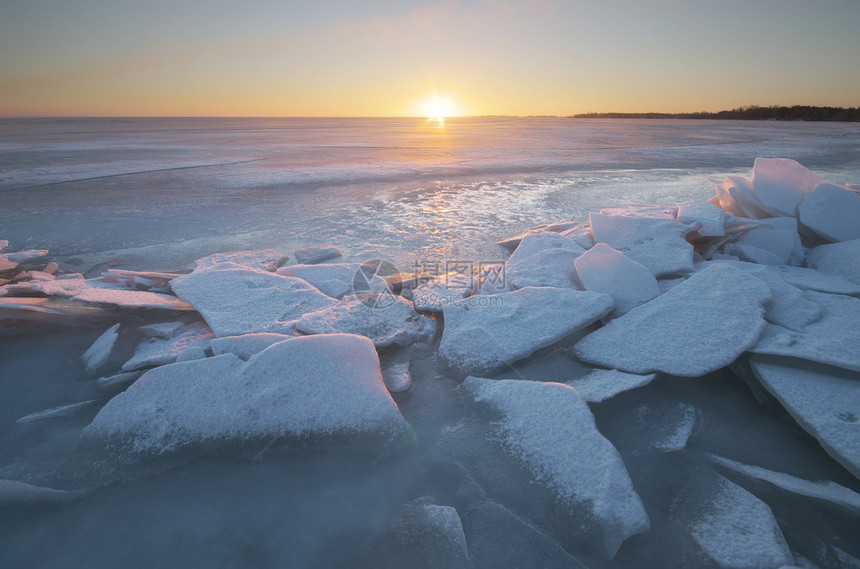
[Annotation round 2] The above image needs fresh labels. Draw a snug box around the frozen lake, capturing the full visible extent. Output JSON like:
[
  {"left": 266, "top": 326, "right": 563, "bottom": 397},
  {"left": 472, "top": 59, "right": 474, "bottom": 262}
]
[
  {"left": 1, "top": 118, "right": 860, "bottom": 569},
  {"left": 2, "top": 117, "right": 859, "bottom": 274}
]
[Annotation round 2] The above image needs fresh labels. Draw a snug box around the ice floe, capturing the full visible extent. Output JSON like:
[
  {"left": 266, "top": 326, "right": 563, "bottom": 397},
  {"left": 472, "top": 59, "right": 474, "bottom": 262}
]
[
  {"left": 601, "top": 203, "right": 677, "bottom": 219},
  {"left": 798, "top": 182, "right": 860, "bottom": 243},
  {"left": 648, "top": 402, "right": 698, "bottom": 452},
  {"left": 72, "top": 287, "right": 195, "bottom": 311},
  {"left": 16, "top": 399, "right": 100, "bottom": 423},
  {"left": 0, "top": 479, "right": 85, "bottom": 506},
  {"left": 574, "top": 243, "right": 661, "bottom": 317},
  {"left": 750, "top": 291, "right": 860, "bottom": 372},
  {"left": 138, "top": 321, "right": 185, "bottom": 338},
  {"left": 122, "top": 322, "right": 213, "bottom": 371},
  {"left": 724, "top": 217, "right": 804, "bottom": 266},
  {"left": 575, "top": 263, "right": 771, "bottom": 376},
  {"left": 276, "top": 263, "right": 388, "bottom": 299},
  {"left": 192, "top": 249, "right": 286, "bottom": 272},
  {"left": 5, "top": 249, "right": 49, "bottom": 264},
  {"left": 766, "top": 264, "right": 860, "bottom": 295},
  {"left": 750, "top": 356, "right": 860, "bottom": 479},
  {"left": 293, "top": 245, "right": 342, "bottom": 264},
  {"left": 503, "top": 232, "right": 585, "bottom": 290},
  {"left": 565, "top": 369, "right": 657, "bottom": 403},
  {"left": 209, "top": 332, "right": 296, "bottom": 360},
  {"left": 463, "top": 377, "right": 650, "bottom": 558},
  {"left": 86, "top": 334, "right": 407, "bottom": 452},
  {"left": 100, "top": 269, "right": 183, "bottom": 292},
  {"left": 676, "top": 199, "right": 731, "bottom": 237},
  {"left": 752, "top": 157, "right": 824, "bottom": 217},
  {"left": 807, "top": 238, "right": 860, "bottom": 285},
  {"left": 296, "top": 294, "right": 434, "bottom": 347},
  {"left": 711, "top": 176, "right": 770, "bottom": 219},
  {"left": 687, "top": 475, "right": 793, "bottom": 569},
  {"left": 381, "top": 362, "right": 412, "bottom": 392},
  {"left": 589, "top": 213, "right": 695, "bottom": 277},
  {"left": 439, "top": 287, "right": 613, "bottom": 375},
  {"left": 701, "top": 260, "right": 822, "bottom": 331},
  {"left": 710, "top": 455, "right": 860, "bottom": 513},
  {"left": 81, "top": 323, "right": 120, "bottom": 371},
  {"left": 422, "top": 504, "right": 469, "bottom": 560},
  {"left": 169, "top": 268, "right": 337, "bottom": 337}
]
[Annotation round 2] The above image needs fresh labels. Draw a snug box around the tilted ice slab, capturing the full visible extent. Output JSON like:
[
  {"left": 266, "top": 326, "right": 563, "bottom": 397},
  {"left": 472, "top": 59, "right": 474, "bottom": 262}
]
[
  {"left": 766, "top": 265, "right": 860, "bottom": 296},
  {"left": 139, "top": 321, "right": 185, "bottom": 338},
  {"left": 293, "top": 245, "right": 342, "bottom": 265},
  {"left": 799, "top": 182, "right": 860, "bottom": 243},
  {"left": 86, "top": 334, "right": 407, "bottom": 452},
  {"left": 5, "top": 249, "right": 49, "bottom": 264},
  {"left": 700, "top": 260, "right": 821, "bottom": 331},
  {"left": 0, "top": 254, "right": 17, "bottom": 273},
  {"left": 122, "top": 322, "right": 213, "bottom": 371},
  {"left": 601, "top": 204, "right": 676, "bottom": 219},
  {"left": 0, "top": 297, "right": 65, "bottom": 316},
  {"left": 276, "top": 263, "right": 388, "bottom": 299},
  {"left": 565, "top": 369, "right": 657, "bottom": 403},
  {"left": 589, "top": 213, "right": 695, "bottom": 277},
  {"left": 689, "top": 475, "right": 793, "bottom": 569},
  {"left": 0, "top": 480, "right": 84, "bottom": 506},
  {"left": 72, "top": 287, "right": 195, "bottom": 311},
  {"left": 170, "top": 268, "right": 337, "bottom": 337},
  {"left": 10, "top": 276, "right": 90, "bottom": 298},
  {"left": 422, "top": 505, "right": 469, "bottom": 560},
  {"left": 750, "top": 291, "right": 860, "bottom": 372},
  {"left": 676, "top": 199, "right": 731, "bottom": 237},
  {"left": 209, "top": 333, "right": 296, "bottom": 360},
  {"left": 574, "top": 243, "right": 661, "bottom": 317},
  {"left": 100, "top": 269, "right": 184, "bottom": 292},
  {"left": 81, "top": 323, "right": 120, "bottom": 371},
  {"left": 439, "top": 287, "right": 614, "bottom": 375},
  {"left": 503, "top": 232, "right": 585, "bottom": 290},
  {"left": 559, "top": 221, "right": 595, "bottom": 250},
  {"left": 16, "top": 399, "right": 100, "bottom": 423},
  {"left": 710, "top": 455, "right": 860, "bottom": 514},
  {"left": 575, "top": 263, "right": 771, "bottom": 377},
  {"left": 752, "top": 157, "right": 825, "bottom": 217},
  {"left": 296, "top": 294, "right": 434, "bottom": 347},
  {"left": 463, "top": 377, "right": 650, "bottom": 559},
  {"left": 807, "top": 239, "right": 860, "bottom": 285},
  {"left": 382, "top": 362, "right": 412, "bottom": 392},
  {"left": 192, "top": 249, "right": 286, "bottom": 272},
  {"left": 648, "top": 402, "right": 697, "bottom": 452},
  {"left": 712, "top": 176, "right": 770, "bottom": 219},
  {"left": 726, "top": 216, "right": 804, "bottom": 266},
  {"left": 411, "top": 274, "right": 473, "bottom": 312},
  {"left": 750, "top": 356, "right": 860, "bottom": 480}
]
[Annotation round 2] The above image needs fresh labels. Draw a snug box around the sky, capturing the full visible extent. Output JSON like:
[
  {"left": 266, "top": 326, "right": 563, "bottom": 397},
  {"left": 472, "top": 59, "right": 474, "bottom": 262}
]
[{"left": 1, "top": 0, "right": 859, "bottom": 117}]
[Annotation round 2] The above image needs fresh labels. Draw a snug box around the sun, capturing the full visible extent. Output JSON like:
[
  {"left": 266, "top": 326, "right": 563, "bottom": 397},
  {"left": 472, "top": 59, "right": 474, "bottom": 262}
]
[{"left": 422, "top": 95, "right": 457, "bottom": 123}]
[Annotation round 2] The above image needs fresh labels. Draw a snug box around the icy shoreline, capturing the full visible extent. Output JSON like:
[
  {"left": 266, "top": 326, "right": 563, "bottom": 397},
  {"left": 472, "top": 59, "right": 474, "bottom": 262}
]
[{"left": 2, "top": 157, "right": 860, "bottom": 568}]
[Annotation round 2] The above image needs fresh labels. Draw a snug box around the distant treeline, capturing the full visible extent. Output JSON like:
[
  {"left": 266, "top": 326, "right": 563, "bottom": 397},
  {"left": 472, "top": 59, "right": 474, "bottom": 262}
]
[{"left": 570, "top": 105, "right": 860, "bottom": 122}]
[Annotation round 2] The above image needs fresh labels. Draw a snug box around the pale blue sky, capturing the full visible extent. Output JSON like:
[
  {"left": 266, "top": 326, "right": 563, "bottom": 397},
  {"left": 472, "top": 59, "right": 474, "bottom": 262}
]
[{"left": 1, "top": 0, "right": 858, "bottom": 116}]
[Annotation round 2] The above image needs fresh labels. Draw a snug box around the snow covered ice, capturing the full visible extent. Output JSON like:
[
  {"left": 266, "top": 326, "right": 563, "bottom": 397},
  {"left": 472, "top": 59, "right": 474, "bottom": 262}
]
[
  {"left": 85, "top": 334, "right": 408, "bottom": 452},
  {"left": 463, "top": 377, "right": 650, "bottom": 559},
  {"left": 2, "top": 118, "right": 860, "bottom": 569},
  {"left": 575, "top": 263, "right": 771, "bottom": 376},
  {"left": 439, "top": 286, "right": 613, "bottom": 375}
]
